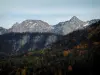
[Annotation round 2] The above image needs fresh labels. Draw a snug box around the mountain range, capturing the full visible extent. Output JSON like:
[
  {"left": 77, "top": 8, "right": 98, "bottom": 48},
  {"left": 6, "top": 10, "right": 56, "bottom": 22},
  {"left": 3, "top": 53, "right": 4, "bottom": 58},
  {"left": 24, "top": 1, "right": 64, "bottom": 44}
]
[
  {"left": 0, "top": 16, "right": 99, "bottom": 35},
  {"left": 0, "top": 16, "right": 100, "bottom": 54}
]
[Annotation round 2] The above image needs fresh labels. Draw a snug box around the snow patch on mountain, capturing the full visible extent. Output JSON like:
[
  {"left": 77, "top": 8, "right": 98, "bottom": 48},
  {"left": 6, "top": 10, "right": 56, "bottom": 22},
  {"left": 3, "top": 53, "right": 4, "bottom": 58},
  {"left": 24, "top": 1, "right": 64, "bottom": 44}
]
[{"left": 83, "top": 23, "right": 89, "bottom": 27}]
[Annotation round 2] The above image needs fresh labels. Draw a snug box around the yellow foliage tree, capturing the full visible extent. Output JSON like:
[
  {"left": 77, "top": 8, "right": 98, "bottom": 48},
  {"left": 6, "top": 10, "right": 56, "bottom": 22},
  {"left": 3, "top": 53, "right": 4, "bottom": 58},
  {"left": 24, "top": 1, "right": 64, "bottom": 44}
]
[
  {"left": 21, "top": 68, "right": 26, "bottom": 75},
  {"left": 93, "top": 42, "right": 100, "bottom": 45},
  {"left": 63, "top": 50, "right": 69, "bottom": 57},
  {"left": 77, "top": 45, "right": 80, "bottom": 49}
]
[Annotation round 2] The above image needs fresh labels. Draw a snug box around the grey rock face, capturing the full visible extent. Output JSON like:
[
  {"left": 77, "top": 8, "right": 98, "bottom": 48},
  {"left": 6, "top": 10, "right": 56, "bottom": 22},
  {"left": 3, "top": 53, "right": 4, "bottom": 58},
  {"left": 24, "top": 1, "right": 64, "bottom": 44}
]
[
  {"left": 45, "top": 35, "right": 58, "bottom": 46},
  {"left": 0, "top": 33, "right": 63, "bottom": 53}
]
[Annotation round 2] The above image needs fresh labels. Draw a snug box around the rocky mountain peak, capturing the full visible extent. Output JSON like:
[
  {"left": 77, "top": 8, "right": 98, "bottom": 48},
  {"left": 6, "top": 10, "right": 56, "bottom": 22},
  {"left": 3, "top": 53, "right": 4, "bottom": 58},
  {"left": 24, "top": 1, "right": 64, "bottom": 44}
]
[
  {"left": 69, "top": 16, "right": 83, "bottom": 22},
  {"left": 0, "top": 27, "right": 7, "bottom": 35},
  {"left": 53, "top": 16, "right": 87, "bottom": 35},
  {"left": 9, "top": 19, "right": 52, "bottom": 33},
  {"left": 0, "top": 27, "right": 4, "bottom": 29},
  {"left": 12, "top": 22, "right": 19, "bottom": 27}
]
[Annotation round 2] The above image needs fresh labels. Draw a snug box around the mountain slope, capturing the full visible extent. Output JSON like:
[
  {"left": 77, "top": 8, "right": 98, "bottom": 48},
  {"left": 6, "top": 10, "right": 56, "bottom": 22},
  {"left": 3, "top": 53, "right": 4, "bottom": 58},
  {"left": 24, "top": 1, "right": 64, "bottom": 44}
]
[
  {"left": 53, "top": 16, "right": 86, "bottom": 35},
  {"left": 51, "top": 20, "right": 100, "bottom": 50},
  {"left": 50, "top": 20, "right": 100, "bottom": 68},
  {"left": 0, "top": 32, "right": 63, "bottom": 54},
  {"left": 50, "top": 20, "right": 100, "bottom": 74}
]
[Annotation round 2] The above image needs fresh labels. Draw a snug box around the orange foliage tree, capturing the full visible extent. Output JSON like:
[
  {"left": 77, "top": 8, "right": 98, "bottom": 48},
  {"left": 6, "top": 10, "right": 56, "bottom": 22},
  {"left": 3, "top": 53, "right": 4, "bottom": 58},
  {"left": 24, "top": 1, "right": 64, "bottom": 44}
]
[{"left": 63, "top": 50, "right": 69, "bottom": 57}]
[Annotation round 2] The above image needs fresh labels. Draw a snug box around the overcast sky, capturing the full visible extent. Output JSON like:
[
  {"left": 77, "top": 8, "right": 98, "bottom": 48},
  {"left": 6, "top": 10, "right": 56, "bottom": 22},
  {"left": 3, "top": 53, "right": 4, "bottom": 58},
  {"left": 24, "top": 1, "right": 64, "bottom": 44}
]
[{"left": 0, "top": 0, "right": 100, "bottom": 28}]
